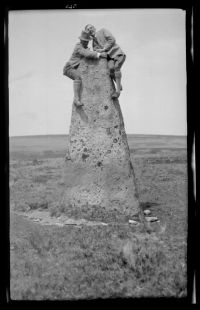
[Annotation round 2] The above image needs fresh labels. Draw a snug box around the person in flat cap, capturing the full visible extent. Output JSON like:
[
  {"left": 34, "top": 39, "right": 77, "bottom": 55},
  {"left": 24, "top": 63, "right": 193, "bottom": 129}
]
[
  {"left": 63, "top": 30, "right": 107, "bottom": 107},
  {"left": 85, "top": 25, "right": 126, "bottom": 99}
]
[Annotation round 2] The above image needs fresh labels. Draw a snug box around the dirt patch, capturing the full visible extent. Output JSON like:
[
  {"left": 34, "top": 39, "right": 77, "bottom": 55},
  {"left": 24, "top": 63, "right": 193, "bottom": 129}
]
[{"left": 13, "top": 210, "right": 110, "bottom": 227}]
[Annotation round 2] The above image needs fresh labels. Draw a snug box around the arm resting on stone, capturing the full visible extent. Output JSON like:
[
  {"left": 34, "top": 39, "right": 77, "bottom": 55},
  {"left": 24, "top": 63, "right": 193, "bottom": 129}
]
[
  {"left": 93, "top": 39, "right": 102, "bottom": 52},
  {"left": 77, "top": 46, "right": 100, "bottom": 59}
]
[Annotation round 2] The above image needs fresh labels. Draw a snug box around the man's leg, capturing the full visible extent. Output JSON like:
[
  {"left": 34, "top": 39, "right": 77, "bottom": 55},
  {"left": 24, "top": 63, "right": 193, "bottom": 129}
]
[
  {"left": 114, "top": 70, "right": 122, "bottom": 95},
  {"left": 108, "top": 59, "right": 115, "bottom": 81},
  {"left": 63, "top": 66, "right": 83, "bottom": 107},
  {"left": 73, "top": 79, "right": 83, "bottom": 107},
  {"left": 108, "top": 58, "right": 120, "bottom": 99},
  {"left": 112, "top": 55, "right": 126, "bottom": 99}
]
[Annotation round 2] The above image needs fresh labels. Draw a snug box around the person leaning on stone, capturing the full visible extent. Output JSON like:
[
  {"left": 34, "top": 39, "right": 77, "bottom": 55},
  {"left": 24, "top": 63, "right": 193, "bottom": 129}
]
[
  {"left": 85, "top": 24, "right": 126, "bottom": 99},
  {"left": 63, "top": 30, "right": 107, "bottom": 107}
]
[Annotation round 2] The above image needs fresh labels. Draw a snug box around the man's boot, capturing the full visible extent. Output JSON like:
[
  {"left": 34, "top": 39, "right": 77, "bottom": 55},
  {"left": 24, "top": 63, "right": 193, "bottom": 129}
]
[
  {"left": 73, "top": 80, "right": 83, "bottom": 107},
  {"left": 112, "top": 71, "right": 122, "bottom": 99}
]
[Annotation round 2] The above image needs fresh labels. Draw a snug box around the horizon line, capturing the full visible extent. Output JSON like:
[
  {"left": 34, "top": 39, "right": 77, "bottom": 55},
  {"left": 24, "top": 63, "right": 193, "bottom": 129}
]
[{"left": 9, "top": 133, "right": 187, "bottom": 138}]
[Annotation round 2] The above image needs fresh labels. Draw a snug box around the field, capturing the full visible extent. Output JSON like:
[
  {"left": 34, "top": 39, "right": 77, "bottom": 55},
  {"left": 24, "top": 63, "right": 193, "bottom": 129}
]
[{"left": 9, "top": 134, "right": 188, "bottom": 300}]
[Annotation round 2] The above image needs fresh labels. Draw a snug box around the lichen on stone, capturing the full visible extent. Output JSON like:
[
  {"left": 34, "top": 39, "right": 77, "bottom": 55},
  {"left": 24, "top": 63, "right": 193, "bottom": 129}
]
[{"left": 62, "top": 58, "right": 140, "bottom": 220}]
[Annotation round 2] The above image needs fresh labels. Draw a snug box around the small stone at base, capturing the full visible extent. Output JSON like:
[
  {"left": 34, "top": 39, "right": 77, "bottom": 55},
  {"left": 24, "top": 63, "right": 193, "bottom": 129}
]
[
  {"left": 144, "top": 209, "right": 151, "bottom": 215},
  {"left": 129, "top": 219, "right": 138, "bottom": 225},
  {"left": 145, "top": 216, "right": 158, "bottom": 222}
]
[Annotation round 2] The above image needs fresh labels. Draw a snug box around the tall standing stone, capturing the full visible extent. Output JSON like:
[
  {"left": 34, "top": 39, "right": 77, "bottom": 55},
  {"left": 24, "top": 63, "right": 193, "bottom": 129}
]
[{"left": 62, "top": 58, "right": 141, "bottom": 222}]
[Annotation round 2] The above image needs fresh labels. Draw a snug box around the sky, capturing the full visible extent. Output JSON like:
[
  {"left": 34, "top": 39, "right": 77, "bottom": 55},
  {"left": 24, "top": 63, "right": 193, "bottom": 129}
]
[{"left": 8, "top": 9, "right": 186, "bottom": 136}]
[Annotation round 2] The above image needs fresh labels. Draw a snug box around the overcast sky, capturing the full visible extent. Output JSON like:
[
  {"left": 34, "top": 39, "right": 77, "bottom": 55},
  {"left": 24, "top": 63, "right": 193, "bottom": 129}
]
[{"left": 9, "top": 9, "right": 186, "bottom": 136}]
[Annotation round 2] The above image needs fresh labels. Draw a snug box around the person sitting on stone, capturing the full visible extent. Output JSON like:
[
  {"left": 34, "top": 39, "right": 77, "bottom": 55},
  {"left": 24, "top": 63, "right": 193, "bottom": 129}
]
[
  {"left": 85, "top": 24, "right": 126, "bottom": 99},
  {"left": 63, "top": 30, "right": 107, "bottom": 107}
]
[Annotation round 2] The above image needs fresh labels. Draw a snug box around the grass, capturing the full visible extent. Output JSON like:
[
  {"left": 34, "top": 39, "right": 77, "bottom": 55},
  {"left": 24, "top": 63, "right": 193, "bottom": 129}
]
[
  {"left": 10, "top": 213, "right": 187, "bottom": 300},
  {"left": 9, "top": 134, "right": 188, "bottom": 300}
]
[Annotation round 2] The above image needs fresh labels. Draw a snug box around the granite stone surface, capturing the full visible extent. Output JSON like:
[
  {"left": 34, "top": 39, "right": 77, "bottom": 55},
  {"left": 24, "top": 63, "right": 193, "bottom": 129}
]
[{"left": 62, "top": 58, "right": 140, "bottom": 220}]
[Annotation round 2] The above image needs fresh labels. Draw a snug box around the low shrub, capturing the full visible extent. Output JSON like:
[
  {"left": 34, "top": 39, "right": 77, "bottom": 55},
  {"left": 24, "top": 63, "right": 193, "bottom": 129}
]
[{"left": 120, "top": 233, "right": 187, "bottom": 297}]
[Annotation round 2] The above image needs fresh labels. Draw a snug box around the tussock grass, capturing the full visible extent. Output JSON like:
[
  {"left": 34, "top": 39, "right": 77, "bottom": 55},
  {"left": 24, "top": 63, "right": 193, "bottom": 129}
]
[
  {"left": 119, "top": 234, "right": 186, "bottom": 297},
  {"left": 10, "top": 213, "right": 187, "bottom": 300}
]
